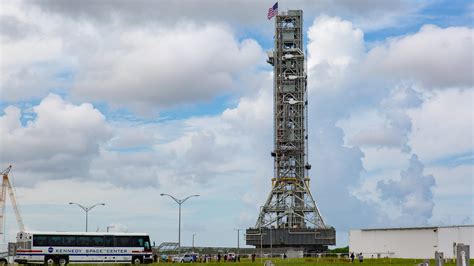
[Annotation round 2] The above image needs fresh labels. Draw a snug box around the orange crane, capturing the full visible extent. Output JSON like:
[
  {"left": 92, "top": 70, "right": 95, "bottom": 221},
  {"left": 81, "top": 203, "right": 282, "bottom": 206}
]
[{"left": 0, "top": 165, "right": 25, "bottom": 233}]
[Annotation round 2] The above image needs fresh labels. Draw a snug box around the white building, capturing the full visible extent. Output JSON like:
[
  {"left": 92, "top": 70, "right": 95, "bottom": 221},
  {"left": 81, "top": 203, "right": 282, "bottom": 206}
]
[{"left": 349, "top": 225, "right": 474, "bottom": 259}]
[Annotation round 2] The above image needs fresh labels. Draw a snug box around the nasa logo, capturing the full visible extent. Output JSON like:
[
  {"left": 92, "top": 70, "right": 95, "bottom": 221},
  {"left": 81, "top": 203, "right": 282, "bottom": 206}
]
[{"left": 48, "top": 247, "right": 54, "bottom": 253}]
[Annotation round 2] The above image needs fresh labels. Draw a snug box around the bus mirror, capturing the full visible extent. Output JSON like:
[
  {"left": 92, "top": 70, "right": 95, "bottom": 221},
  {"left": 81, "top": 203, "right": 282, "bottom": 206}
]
[{"left": 153, "top": 241, "right": 155, "bottom": 247}]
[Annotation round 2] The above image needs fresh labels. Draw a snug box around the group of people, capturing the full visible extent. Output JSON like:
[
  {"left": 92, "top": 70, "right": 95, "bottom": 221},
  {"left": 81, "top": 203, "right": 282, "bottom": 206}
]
[
  {"left": 198, "top": 254, "right": 214, "bottom": 263},
  {"left": 217, "top": 253, "right": 241, "bottom": 262},
  {"left": 350, "top": 252, "right": 364, "bottom": 263}
]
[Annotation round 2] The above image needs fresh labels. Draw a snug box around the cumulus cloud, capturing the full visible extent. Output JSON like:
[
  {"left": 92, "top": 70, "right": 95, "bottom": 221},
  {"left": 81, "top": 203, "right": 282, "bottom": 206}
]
[
  {"left": 310, "top": 122, "right": 380, "bottom": 230},
  {"left": 305, "top": 14, "right": 472, "bottom": 233},
  {"left": 0, "top": 94, "right": 112, "bottom": 185},
  {"left": 0, "top": 34, "right": 69, "bottom": 101},
  {"left": 308, "top": 15, "right": 365, "bottom": 69},
  {"left": 429, "top": 164, "right": 473, "bottom": 226},
  {"left": 72, "top": 23, "right": 265, "bottom": 112},
  {"left": 160, "top": 81, "right": 273, "bottom": 188},
  {"left": 304, "top": 16, "right": 382, "bottom": 233},
  {"left": 364, "top": 25, "right": 474, "bottom": 88},
  {"left": 377, "top": 154, "right": 436, "bottom": 225},
  {"left": 31, "top": 0, "right": 420, "bottom": 32},
  {"left": 108, "top": 125, "right": 155, "bottom": 150},
  {"left": 0, "top": 2, "right": 266, "bottom": 112},
  {"left": 408, "top": 88, "right": 474, "bottom": 161},
  {"left": 349, "top": 87, "right": 424, "bottom": 152},
  {"left": 307, "top": 15, "right": 365, "bottom": 97}
]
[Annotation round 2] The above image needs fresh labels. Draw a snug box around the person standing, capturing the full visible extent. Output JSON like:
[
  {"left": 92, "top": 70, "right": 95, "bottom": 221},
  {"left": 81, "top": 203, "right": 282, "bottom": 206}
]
[
  {"left": 351, "top": 252, "right": 355, "bottom": 263},
  {"left": 358, "top": 253, "right": 363, "bottom": 263},
  {"left": 251, "top": 253, "right": 256, "bottom": 262}
]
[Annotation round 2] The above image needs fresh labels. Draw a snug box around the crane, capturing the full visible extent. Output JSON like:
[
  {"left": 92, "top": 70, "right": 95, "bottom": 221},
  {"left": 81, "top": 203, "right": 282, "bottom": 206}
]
[{"left": 0, "top": 165, "right": 25, "bottom": 234}]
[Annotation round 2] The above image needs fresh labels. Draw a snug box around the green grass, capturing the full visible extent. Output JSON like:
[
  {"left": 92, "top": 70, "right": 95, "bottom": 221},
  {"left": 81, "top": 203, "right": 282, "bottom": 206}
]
[{"left": 147, "top": 258, "right": 472, "bottom": 266}]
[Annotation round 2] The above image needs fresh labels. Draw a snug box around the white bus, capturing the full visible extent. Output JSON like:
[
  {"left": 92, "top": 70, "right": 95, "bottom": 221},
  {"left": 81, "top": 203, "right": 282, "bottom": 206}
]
[{"left": 14, "top": 231, "right": 153, "bottom": 264}]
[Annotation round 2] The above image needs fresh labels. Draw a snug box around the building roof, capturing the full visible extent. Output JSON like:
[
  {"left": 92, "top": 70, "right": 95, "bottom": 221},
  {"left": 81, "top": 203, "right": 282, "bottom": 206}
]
[
  {"left": 351, "top": 224, "right": 474, "bottom": 232},
  {"left": 19, "top": 231, "right": 148, "bottom": 236}
]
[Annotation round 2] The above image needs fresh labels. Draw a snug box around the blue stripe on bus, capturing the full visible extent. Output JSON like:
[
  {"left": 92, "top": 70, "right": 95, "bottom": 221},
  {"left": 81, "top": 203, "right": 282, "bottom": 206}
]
[
  {"left": 16, "top": 253, "right": 135, "bottom": 256},
  {"left": 26, "top": 260, "right": 131, "bottom": 264},
  {"left": 69, "top": 261, "right": 129, "bottom": 263}
]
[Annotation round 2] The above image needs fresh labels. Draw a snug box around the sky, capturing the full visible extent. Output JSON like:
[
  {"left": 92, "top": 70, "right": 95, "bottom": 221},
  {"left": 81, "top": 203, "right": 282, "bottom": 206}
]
[{"left": 0, "top": 0, "right": 473, "bottom": 248}]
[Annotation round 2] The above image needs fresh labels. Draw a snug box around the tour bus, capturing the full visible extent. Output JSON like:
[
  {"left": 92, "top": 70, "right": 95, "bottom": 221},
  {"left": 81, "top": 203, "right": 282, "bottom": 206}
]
[{"left": 14, "top": 231, "right": 153, "bottom": 264}]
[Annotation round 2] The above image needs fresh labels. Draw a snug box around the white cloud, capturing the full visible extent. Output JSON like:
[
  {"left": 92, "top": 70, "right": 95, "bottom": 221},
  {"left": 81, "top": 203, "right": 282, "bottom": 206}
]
[
  {"left": 361, "top": 147, "right": 409, "bottom": 172},
  {"left": 307, "top": 15, "right": 365, "bottom": 97},
  {"left": 429, "top": 163, "right": 473, "bottom": 225},
  {"left": 0, "top": 82, "right": 275, "bottom": 243},
  {"left": 408, "top": 88, "right": 474, "bottom": 162},
  {"left": 0, "top": 94, "right": 112, "bottom": 184},
  {"left": 0, "top": 2, "right": 74, "bottom": 101},
  {"left": 429, "top": 164, "right": 473, "bottom": 198},
  {"left": 364, "top": 25, "right": 474, "bottom": 88},
  {"left": 308, "top": 15, "right": 365, "bottom": 69},
  {"left": 306, "top": 15, "right": 473, "bottom": 231},
  {"left": 350, "top": 87, "right": 424, "bottom": 152},
  {"left": 0, "top": 2, "right": 266, "bottom": 112},
  {"left": 72, "top": 24, "right": 265, "bottom": 112},
  {"left": 377, "top": 154, "right": 436, "bottom": 225},
  {"left": 30, "top": 0, "right": 421, "bottom": 32},
  {"left": 108, "top": 124, "right": 155, "bottom": 150}
]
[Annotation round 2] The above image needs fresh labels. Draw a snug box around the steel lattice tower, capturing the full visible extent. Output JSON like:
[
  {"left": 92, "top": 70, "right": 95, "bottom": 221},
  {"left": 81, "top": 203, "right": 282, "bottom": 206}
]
[{"left": 246, "top": 10, "right": 335, "bottom": 252}]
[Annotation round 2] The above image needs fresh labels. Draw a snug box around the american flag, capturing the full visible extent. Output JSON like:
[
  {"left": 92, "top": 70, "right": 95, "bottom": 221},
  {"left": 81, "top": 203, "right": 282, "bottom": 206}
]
[{"left": 267, "top": 2, "right": 278, "bottom": 20}]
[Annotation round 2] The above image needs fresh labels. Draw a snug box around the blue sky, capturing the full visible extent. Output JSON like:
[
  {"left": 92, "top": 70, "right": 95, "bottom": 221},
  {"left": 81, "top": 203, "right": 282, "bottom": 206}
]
[{"left": 0, "top": 0, "right": 473, "bottom": 248}]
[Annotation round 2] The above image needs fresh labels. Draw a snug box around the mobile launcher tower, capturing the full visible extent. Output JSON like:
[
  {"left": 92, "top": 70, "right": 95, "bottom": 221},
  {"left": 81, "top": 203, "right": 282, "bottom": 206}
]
[{"left": 246, "top": 10, "right": 336, "bottom": 253}]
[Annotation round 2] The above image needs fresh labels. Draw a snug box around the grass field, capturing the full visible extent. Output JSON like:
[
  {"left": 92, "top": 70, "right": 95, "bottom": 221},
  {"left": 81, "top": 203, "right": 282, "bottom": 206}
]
[{"left": 148, "top": 258, "right": 472, "bottom": 266}]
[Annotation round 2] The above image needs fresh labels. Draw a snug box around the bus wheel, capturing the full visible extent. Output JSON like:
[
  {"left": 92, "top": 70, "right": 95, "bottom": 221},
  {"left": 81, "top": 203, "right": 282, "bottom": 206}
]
[
  {"left": 132, "top": 257, "right": 142, "bottom": 264},
  {"left": 58, "top": 257, "right": 68, "bottom": 265},
  {"left": 44, "top": 257, "right": 55, "bottom": 265}
]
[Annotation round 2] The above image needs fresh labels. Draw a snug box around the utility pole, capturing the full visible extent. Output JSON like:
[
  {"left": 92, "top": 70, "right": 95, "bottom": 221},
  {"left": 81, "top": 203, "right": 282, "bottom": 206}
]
[
  {"left": 234, "top": 229, "right": 241, "bottom": 256},
  {"left": 192, "top": 233, "right": 196, "bottom": 253}
]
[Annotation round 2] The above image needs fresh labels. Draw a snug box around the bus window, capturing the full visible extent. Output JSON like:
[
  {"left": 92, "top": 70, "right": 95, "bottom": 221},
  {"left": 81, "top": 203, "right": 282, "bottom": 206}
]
[
  {"left": 105, "top": 236, "right": 114, "bottom": 247},
  {"left": 115, "top": 236, "right": 130, "bottom": 247},
  {"left": 49, "top": 236, "right": 63, "bottom": 246},
  {"left": 76, "top": 236, "right": 90, "bottom": 246},
  {"left": 131, "top": 236, "right": 144, "bottom": 247},
  {"left": 144, "top": 236, "right": 151, "bottom": 251},
  {"left": 63, "top": 236, "right": 76, "bottom": 246},
  {"left": 33, "top": 235, "right": 48, "bottom": 246},
  {"left": 90, "top": 236, "right": 104, "bottom": 247}
]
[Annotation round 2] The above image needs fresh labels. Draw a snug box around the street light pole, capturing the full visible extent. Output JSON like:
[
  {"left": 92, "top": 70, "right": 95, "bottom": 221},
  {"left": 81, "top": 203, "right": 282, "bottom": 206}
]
[
  {"left": 192, "top": 233, "right": 196, "bottom": 253},
  {"left": 179, "top": 202, "right": 181, "bottom": 254},
  {"left": 69, "top": 202, "right": 105, "bottom": 232},
  {"left": 160, "top": 193, "right": 199, "bottom": 256},
  {"left": 234, "top": 229, "right": 241, "bottom": 256}
]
